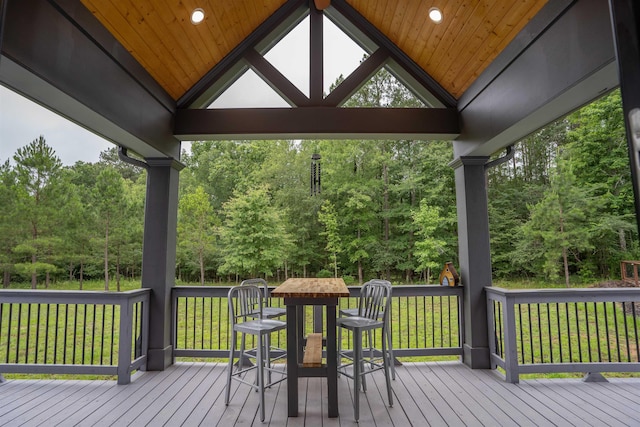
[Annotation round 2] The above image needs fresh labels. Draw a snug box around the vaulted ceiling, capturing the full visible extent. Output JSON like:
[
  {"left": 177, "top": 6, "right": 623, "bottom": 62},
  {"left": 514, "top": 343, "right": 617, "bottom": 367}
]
[{"left": 79, "top": 0, "right": 548, "bottom": 102}]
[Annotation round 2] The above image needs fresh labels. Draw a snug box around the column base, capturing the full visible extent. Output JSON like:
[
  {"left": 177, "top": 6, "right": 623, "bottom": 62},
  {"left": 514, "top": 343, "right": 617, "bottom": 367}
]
[
  {"left": 463, "top": 344, "right": 491, "bottom": 369},
  {"left": 146, "top": 345, "right": 174, "bottom": 371}
]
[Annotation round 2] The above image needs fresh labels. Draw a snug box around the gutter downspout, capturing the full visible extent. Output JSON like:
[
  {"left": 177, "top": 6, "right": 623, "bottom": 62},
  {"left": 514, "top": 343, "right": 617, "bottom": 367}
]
[
  {"left": 118, "top": 146, "right": 149, "bottom": 170},
  {"left": 484, "top": 145, "right": 515, "bottom": 170}
]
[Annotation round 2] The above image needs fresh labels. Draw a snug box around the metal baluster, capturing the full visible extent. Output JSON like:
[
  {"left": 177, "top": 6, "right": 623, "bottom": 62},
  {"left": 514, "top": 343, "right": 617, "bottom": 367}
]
[
  {"left": 622, "top": 301, "right": 631, "bottom": 362},
  {"left": 527, "top": 304, "right": 534, "bottom": 364},
  {"left": 16, "top": 304, "right": 22, "bottom": 363},
  {"left": 73, "top": 304, "right": 78, "bottom": 363},
  {"left": 431, "top": 296, "right": 435, "bottom": 348},
  {"left": 448, "top": 296, "right": 453, "bottom": 347},
  {"left": 45, "top": 304, "right": 50, "bottom": 364},
  {"left": 25, "top": 304, "right": 31, "bottom": 363},
  {"left": 556, "top": 303, "right": 562, "bottom": 362},
  {"left": 546, "top": 303, "right": 553, "bottom": 363},
  {"left": 518, "top": 304, "right": 525, "bottom": 364},
  {"left": 495, "top": 301, "right": 503, "bottom": 358},
  {"left": 574, "top": 303, "right": 582, "bottom": 363},
  {"left": 439, "top": 296, "right": 443, "bottom": 347},
  {"left": 414, "top": 296, "right": 418, "bottom": 349},
  {"left": 594, "top": 302, "right": 602, "bottom": 362},
  {"left": 585, "top": 302, "right": 592, "bottom": 362},
  {"left": 82, "top": 305, "right": 87, "bottom": 364},
  {"left": 565, "top": 303, "right": 572, "bottom": 363},
  {"left": 632, "top": 302, "right": 639, "bottom": 361},
  {"left": 91, "top": 304, "right": 98, "bottom": 363},
  {"left": 110, "top": 305, "right": 115, "bottom": 365},
  {"left": 613, "top": 301, "right": 621, "bottom": 362},
  {"left": 54, "top": 304, "right": 60, "bottom": 364},
  {"left": 35, "top": 304, "right": 42, "bottom": 363},
  {"left": 536, "top": 304, "right": 543, "bottom": 363},
  {"left": 604, "top": 302, "right": 612, "bottom": 361}
]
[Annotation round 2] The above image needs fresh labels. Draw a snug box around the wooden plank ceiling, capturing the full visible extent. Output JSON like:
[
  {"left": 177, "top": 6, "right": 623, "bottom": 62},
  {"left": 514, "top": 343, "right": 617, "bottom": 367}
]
[{"left": 80, "top": 0, "right": 548, "bottom": 101}]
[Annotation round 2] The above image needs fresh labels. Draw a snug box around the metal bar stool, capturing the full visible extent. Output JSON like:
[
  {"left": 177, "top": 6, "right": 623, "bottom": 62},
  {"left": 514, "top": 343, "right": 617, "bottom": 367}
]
[
  {"left": 240, "top": 278, "right": 286, "bottom": 319},
  {"left": 339, "top": 279, "right": 396, "bottom": 379},
  {"left": 337, "top": 280, "right": 393, "bottom": 421},
  {"left": 240, "top": 278, "right": 286, "bottom": 384},
  {"left": 225, "top": 284, "right": 286, "bottom": 422}
]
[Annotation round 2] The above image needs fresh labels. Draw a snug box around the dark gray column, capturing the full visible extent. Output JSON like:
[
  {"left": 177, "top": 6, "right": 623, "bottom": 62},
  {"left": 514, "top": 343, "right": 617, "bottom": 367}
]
[
  {"left": 451, "top": 156, "right": 492, "bottom": 369},
  {"left": 609, "top": 0, "right": 640, "bottom": 233},
  {"left": 142, "top": 158, "right": 182, "bottom": 370}
]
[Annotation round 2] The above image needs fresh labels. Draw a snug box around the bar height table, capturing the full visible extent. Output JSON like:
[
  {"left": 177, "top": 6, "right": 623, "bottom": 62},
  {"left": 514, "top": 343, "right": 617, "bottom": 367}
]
[{"left": 271, "top": 277, "right": 350, "bottom": 418}]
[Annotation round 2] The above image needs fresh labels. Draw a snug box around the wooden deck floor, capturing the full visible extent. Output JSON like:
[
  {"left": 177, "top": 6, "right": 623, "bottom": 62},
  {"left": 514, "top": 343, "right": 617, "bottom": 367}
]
[{"left": 1, "top": 361, "right": 640, "bottom": 426}]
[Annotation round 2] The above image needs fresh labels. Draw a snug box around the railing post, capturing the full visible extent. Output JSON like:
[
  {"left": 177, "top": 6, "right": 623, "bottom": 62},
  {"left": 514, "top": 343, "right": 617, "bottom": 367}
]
[
  {"left": 486, "top": 296, "right": 497, "bottom": 369},
  {"left": 140, "top": 297, "right": 150, "bottom": 371},
  {"left": 117, "top": 297, "right": 134, "bottom": 385},
  {"left": 501, "top": 295, "right": 519, "bottom": 383}
]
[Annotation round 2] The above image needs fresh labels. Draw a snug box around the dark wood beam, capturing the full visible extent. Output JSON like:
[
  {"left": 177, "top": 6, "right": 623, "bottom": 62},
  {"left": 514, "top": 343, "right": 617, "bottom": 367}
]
[
  {"left": 174, "top": 107, "right": 459, "bottom": 140},
  {"left": 178, "top": 0, "right": 308, "bottom": 108},
  {"left": 245, "top": 49, "right": 309, "bottom": 107},
  {"left": 309, "top": 2, "right": 323, "bottom": 104},
  {"left": 329, "top": 0, "right": 456, "bottom": 108},
  {"left": 323, "top": 47, "right": 389, "bottom": 107}
]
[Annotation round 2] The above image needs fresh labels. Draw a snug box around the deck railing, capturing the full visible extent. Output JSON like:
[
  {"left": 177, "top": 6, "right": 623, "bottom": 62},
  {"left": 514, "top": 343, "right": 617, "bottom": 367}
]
[
  {"left": 487, "top": 286, "right": 640, "bottom": 383},
  {"left": 172, "top": 284, "right": 463, "bottom": 359},
  {"left": 0, "top": 289, "right": 150, "bottom": 384}
]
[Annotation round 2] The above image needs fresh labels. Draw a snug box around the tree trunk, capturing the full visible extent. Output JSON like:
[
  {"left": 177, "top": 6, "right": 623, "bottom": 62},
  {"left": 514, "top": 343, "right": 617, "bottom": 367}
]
[
  {"left": 284, "top": 260, "right": 289, "bottom": 280},
  {"left": 562, "top": 246, "right": 570, "bottom": 288},
  {"left": 45, "top": 271, "right": 50, "bottom": 289},
  {"left": 199, "top": 250, "right": 205, "bottom": 285},
  {"left": 69, "top": 262, "right": 73, "bottom": 281},
  {"left": 3, "top": 270, "right": 10, "bottom": 288},
  {"left": 79, "top": 262, "right": 84, "bottom": 290},
  {"left": 31, "top": 252, "right": 37, "bottom": 289},
  {"left": 116, "top": 249, "right": 121, "bottom": 292},
  {"left": 333, "top": 254, "right": 338, "bottom": 278},
  {"left": 619, "top": 228, "right": 627, "bottom": 251},
  {"left": 358, "top": 260, "right": 363, "bottom": 285}
]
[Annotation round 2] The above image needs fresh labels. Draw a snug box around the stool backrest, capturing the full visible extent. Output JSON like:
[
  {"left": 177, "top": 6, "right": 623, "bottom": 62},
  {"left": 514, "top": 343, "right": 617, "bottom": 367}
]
[
  {"left": 228, "top": 284, "right": 263, "bottom": 323},
  {"left": 358, "top": 279, "right": 392, "bottom": 321}
]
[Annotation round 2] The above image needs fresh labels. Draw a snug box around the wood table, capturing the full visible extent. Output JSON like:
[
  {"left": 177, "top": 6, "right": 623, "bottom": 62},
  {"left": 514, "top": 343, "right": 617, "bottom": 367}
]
[{"left": 271, "top": 277, "right": 350, "bottom": 418}]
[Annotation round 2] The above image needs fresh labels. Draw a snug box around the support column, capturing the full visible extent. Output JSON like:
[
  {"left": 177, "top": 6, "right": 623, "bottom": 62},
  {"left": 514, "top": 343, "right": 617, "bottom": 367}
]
[
  {"left": 450, "top": 156, "right": 492, "bottom": 369},
  {"left": 609, "top": 0, "right": 640, "bottom": 233},
  {"left": 142, "top": 158, "right": 183, "bottom": 370}
]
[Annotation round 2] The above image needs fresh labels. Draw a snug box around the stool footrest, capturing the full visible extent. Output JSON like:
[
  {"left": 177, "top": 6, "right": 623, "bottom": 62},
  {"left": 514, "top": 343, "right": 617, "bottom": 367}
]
[{"left": 303, "top": 333, "right": 323, "bottom": 367}]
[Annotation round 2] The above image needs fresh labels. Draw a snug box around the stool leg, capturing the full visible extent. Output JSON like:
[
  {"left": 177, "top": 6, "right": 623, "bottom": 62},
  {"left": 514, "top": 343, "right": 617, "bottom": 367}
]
[
  {"left": 257, "top": 333, "right": 266, "bottom": 422},
  {"left": 225, "top": 330, "right": 236, "bottom": 405},
  {"left": 386, "top": 320, "right": 396, "bottom": 380},
  {"left": 353, "top": 329, "right": 362, "bottom": 422},
  {"left": 266, "top": 334, "right": 272, "bottom": 386},
  {"left": 382, "top": 327, "right": 393, "bottom": 407}
]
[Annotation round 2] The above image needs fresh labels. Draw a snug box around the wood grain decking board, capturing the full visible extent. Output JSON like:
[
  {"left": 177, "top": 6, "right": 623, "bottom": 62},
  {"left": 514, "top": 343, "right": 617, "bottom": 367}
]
[{"left": 1, "top": 361, "right": 640, "bottom": 426}]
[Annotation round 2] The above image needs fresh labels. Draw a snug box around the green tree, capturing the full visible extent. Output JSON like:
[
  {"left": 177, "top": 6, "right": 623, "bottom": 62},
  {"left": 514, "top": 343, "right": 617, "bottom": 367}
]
[
  {"left": 412, "top": 200, "right": 447, "bottom": 283},
  {"left": 94, "top": 168, "right": 127, "bottom": 290},
  {"left": 0, "top": 161, "right": 22, "bottom": 287},
  {"left": 178, "top": 186, "right": 218, "bottom": 285},
  {"left": 515, "top": 161, "right": 595, "bottom": 286},
  {"left": 218, "top": 186, "right": 291, "bottom": 278},
  {"left": 318, "top": 200, "right": 342, "bottom": 278},
  {"left": 12, "top": 136, "right": 63, "bottom": 288}
]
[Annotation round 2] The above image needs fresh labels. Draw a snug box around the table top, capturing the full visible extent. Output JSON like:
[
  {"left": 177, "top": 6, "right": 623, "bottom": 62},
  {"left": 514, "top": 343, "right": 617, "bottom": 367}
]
[{"left": 271, "top": 278, "right": 350, "bottom": 298}]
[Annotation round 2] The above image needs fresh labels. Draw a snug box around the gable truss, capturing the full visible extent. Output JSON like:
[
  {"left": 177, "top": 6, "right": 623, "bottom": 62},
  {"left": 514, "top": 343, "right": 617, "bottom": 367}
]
[{"left": 174, "top": 0, "right": 459, "bottom": 141}]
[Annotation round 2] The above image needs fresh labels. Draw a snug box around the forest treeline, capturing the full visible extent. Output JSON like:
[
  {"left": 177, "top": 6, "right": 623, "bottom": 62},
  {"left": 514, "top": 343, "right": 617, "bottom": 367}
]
[{"left": 0, "top": 71, "right": 636, "bottom": 288}]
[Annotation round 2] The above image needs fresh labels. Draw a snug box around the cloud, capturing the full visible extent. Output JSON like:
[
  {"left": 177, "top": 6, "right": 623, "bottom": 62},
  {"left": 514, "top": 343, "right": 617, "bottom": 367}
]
[{"left": 0, "top": 86, "right": 112, "bottom": 165}]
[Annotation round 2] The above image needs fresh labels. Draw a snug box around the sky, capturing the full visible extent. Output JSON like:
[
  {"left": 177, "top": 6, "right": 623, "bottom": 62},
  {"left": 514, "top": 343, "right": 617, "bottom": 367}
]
[{"left": 0, "top": 16, "right": 365, "bottom": 166}]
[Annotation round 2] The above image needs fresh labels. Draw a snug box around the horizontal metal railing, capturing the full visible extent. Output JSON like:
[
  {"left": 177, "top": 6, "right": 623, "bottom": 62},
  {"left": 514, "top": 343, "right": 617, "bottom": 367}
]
[
  {"left": 0, "top": 289, "right": 150, "bottom": 384},
  {"left": 487, "top": 286, "right": 640, "bottom": 383},
  {"left": 172, "top": 284, "right": 463, "bottom": 360}
]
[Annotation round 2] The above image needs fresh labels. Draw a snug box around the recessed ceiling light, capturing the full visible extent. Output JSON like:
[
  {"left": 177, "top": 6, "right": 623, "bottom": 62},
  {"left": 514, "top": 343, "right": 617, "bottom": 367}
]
[
  {"left": 429, "top": 7, "right": 443, "bottom": 24},
  {"left": 191, "top": 8, "right": 205, "bottom": 25}
]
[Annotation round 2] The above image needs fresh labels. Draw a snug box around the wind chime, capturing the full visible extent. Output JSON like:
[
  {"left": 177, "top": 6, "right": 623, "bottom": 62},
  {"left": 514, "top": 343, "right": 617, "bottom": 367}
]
[{"left": 310, "top": 153, "right": 321, "bottom": 196}]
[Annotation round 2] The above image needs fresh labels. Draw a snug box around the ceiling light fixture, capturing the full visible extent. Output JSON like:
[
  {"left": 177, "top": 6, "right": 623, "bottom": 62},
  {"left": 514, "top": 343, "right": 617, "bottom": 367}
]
[
  {"left": 191, "top": 8, "right": 205, "bottom": 25},
  {"left": 429, "top": 7, "right": 443, "bottom": 24}
]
